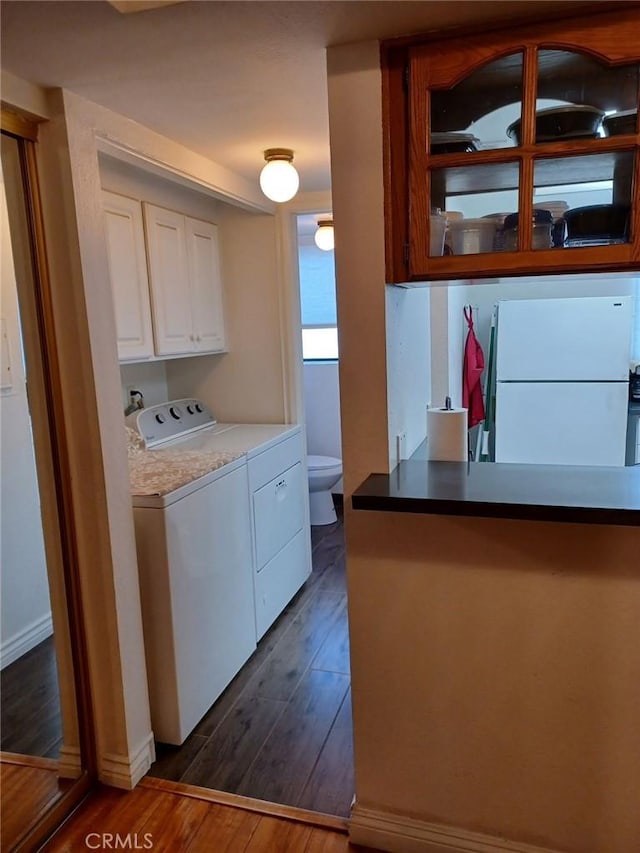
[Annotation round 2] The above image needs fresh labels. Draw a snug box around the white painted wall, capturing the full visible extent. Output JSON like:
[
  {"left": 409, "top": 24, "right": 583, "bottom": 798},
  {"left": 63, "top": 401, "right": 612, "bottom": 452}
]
[
  {"left": 303, "top": 361, "right": 341, "bottom": 459},
  {"left": 120, "top": 361, "right": 169, "bottom": 411},
  {"left": 0, "top": 163, "right": 52, "bottom": 669},
  {"left": 386, "top": 285, "right": 431, "bottom": 461},
  {"left": 166, "top": 206, "right": 286, "bottom": 423}
]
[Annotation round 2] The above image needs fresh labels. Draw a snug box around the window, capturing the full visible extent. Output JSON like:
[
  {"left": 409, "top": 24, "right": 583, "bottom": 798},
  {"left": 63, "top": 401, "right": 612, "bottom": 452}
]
[{"left": 298, "top": 221, "right": 338, "bottom": 360}]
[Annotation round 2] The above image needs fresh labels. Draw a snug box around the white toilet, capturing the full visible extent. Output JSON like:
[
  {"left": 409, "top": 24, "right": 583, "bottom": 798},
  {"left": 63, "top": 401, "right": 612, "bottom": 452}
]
[{"left": 307, "top": 455, "right": 343, "bottom": 525}]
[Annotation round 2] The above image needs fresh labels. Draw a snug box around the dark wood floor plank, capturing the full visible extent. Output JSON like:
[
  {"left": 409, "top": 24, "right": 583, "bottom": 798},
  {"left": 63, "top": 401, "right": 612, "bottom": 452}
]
[
  {"left": 297, "top": 690, "right": 355, "bottom": 817},
  {"left": 150, "top": 734, "right": 209, "bottom": 781},
  {"left": 182, "top": 696, "right": 286, "bottom": 791},
  {"left": 310, "top": 519, "right": 341, "bottom": 551},
  {"left": 185, "top": 801, "right": 261, "bottom": 852},
  {"left": 243, "top": 590, "right": 346, "bottom": 702},
  {"left": 1, "top": 636, "right": 63, "bottom": 758},
  {"left": 236, "top": 669, "right": 349, "bottom": 806},
  {"left": 1, "top": 695, "right": 62, "bottom": 757},
  {"left": 311, "top": 599, "right": 350, "bottom": 675},
  {"left": 193, "top": 599, "right": 305, "bottom": 739},
  {"left": 245, "top": 815, "right": 313, "bottom": 853},
  {"left": 316, "top": 550, "right": 347, "bottom": 594}
]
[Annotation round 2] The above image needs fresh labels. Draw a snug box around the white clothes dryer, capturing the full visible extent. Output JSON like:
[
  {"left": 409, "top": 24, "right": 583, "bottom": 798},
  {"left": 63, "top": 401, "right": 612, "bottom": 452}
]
[{"left": 127, "top": 400, "right": 311, "bottom": 744}]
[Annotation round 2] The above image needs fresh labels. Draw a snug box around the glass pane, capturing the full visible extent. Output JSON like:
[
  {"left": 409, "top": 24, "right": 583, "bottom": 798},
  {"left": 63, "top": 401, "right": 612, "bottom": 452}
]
[
  {"left": 302, "top": 327, "right": 339, "bottom": 360},
  {"left": 430, "top": 162, "right": 519, "bottom": 255},
  {"left": 533, "top": 50, "right": 639, "bottom": 145},
  {"left": 298, "top": 231, "right": 337, "bottom": 327},
  {"left": 533, "top": 152, "right": 634, "bottom": 248},
  {"left": 430, "top": 52, "right": 523, "bottom": 152}
]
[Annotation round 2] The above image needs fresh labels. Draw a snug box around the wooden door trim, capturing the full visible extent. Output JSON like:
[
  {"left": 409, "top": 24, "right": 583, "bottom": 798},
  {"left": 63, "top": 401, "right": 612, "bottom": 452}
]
[{"left": 1, "top": 112, "right": 97, "bottom": 852}]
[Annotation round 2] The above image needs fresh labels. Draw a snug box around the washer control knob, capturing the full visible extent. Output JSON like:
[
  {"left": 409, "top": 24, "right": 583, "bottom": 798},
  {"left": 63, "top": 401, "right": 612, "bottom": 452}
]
[
  {"left": 169, "top": 406, "right": 182, "bottom": 420},
  {"left": 186, "top": 404, "right": 195, "bottom": 414},
  {"left": 195, "top": 403, "right": 203, "bottom": 413},
  {"left": 155, "top": 413, "right": 165, "bottom": 424}
]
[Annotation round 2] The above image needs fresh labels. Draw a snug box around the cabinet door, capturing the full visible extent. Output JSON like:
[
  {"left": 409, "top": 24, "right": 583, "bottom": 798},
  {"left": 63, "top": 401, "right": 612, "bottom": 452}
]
[
  {"left": 143, "top": 203, "right": 194, "bottom": 356},
  {"left": 185, "top": 216, "right": 227, "bottom": 353},
  {"left": 102, "top": 191, "right": 154, "bottom": 361}
]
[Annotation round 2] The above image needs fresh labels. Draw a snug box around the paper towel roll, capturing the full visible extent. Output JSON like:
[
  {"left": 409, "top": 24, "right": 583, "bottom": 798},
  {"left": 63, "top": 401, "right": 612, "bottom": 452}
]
[{"left": 427, "top": 406, "right": 468, "bottom": 461}]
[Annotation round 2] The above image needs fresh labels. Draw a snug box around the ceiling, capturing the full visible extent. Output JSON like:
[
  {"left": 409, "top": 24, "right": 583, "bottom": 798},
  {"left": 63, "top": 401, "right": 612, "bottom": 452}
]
[{"left": 1, "top": 0, "right": 612, "bottom": 194}]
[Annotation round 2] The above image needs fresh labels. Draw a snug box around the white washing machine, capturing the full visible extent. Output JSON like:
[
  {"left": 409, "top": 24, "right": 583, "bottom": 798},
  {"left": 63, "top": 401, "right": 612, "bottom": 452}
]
[{"left": 127, "top": 400, "right": 311, "bottom": 744}]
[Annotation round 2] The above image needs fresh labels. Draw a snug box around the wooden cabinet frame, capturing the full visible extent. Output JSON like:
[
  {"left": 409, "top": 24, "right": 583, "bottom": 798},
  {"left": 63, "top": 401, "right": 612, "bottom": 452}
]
[{"left": 382, "top": 6, "right": 640, "bottom": 283}]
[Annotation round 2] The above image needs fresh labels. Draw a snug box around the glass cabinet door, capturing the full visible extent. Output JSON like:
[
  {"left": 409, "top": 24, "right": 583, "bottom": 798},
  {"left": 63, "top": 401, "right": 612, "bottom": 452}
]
[
  {"left": 429, "top": 52, "right": 523, "bottom": 153},
  {"left": 397, "top": 12, "right": 640, "bottom": 282}
]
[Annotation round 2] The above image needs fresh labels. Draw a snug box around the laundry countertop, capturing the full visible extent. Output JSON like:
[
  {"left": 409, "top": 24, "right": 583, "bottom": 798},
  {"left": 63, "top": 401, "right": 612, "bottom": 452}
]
[{"left": 128, "top": 446, "right": 244, "bottom": 497}]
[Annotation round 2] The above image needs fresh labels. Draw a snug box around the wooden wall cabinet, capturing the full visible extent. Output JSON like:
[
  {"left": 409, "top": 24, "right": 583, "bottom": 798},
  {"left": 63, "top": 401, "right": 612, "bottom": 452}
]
[
  {"left": 383, "top": 7, "right": 640, "bottom": 284},
  {"left": 102, "top": 192, "right": 227, "bottom": 362}
]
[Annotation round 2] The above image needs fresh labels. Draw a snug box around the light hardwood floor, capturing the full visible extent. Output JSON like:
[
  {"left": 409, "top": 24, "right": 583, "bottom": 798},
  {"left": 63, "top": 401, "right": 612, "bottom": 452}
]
[
  {"left": 43, "top": 777, "right": 374, "bottom": 852},
  {"left": 1, "top": 754, "right": 71, "bottom": 851}
]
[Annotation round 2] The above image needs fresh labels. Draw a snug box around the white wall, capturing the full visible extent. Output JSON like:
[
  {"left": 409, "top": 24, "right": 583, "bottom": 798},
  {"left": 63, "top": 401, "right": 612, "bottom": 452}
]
[
  {"left": 303, "top": 361, "right": 342, "bottom": 459},
  {"left": 386, "top": 285, "right": 431, "bottom": 460},
  {"left": 166, "top": 206, "right": 286, "bottom": 423},
  {"left": 119, "top": 361, "right": 168, "bottom": 410},
  {"left": 0, "top": 162, "right": 52, "bottom": 668}
]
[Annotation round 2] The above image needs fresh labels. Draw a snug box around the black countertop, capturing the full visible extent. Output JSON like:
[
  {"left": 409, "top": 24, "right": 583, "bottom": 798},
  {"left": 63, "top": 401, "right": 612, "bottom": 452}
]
[{"left": 352, "top": 452, "right": 640, "bottom": 527}]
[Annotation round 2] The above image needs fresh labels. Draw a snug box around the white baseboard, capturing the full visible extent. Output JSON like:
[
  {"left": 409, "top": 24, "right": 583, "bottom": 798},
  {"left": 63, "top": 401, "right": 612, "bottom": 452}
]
[
  {"left": 100, "top": 732, "right": 156, "bottom": 790},
  {"left": 0, "top": 612, "right": 53, "bottom": 669},
  {"left": 58, "top": 744, "right": 82, "bottom": 780},
  {"left": 350, "top": 804, "right": 563, "bottom": 853}
]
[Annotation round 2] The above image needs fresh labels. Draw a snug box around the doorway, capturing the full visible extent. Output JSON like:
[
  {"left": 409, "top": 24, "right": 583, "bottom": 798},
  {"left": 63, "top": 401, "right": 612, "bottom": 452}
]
[{"left": 145, "top": 205, "right": 353, "bottom": 818}]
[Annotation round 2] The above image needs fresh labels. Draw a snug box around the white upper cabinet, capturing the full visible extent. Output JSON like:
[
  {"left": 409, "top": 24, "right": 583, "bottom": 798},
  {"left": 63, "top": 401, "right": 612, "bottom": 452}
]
[
  {"left": 102, "top": 190, "right": 155, "bottom": 361},
  {"left": 143, "top": 204, "right": 193, "bottom": 356},
  {"left": 143, "top": 203, "right": 227, "bottom": 358},
  {"left": 185, "top": 217, "right": 227, "bottom": 353}
]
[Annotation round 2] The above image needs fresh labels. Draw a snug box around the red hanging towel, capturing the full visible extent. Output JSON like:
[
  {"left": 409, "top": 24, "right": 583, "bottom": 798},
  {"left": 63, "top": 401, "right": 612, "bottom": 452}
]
[{"left": 462, "top": 306, "right": 485, "bottom": 429}]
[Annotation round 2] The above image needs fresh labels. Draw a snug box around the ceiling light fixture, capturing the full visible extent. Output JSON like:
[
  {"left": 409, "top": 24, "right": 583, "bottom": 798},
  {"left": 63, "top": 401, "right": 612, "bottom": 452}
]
[
  {"left": 259, "top": 148, "right": 299, "bottom": 203},
  {"left": 314, "top": 218, "right": 334, "bottom": 251}
]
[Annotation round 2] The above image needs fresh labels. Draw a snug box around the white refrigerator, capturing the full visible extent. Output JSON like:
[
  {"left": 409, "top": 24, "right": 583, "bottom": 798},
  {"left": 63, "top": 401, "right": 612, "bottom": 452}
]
[{"left": 495, "top": 295, "right": 632, "bottom": 467}]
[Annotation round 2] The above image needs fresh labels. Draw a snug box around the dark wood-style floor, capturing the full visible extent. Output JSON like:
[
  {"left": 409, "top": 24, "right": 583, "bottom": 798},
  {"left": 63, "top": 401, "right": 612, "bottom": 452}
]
[
  {"left": 148, "top": 514, "right": 353, "bottom": 817},
  {"left": 1, "top": 635, "right": 62, "bottom": 759}
]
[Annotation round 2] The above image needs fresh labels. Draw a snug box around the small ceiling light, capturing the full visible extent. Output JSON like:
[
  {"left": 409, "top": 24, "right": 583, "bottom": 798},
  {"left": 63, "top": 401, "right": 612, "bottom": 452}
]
[
  {"left": 314, "top": 218, "right": 334, "bottom": 251},
  {"left": 259, "top": 148, "right": 299, "bottom": 203}
]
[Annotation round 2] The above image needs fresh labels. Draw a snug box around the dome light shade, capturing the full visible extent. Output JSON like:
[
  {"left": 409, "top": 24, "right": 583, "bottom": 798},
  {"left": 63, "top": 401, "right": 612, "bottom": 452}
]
[
  {"left": 259, "top": 148, "right": 299, "bottom": 203},
  {"left": 314, "top": 219, "right": 334, "bottom": 251}
]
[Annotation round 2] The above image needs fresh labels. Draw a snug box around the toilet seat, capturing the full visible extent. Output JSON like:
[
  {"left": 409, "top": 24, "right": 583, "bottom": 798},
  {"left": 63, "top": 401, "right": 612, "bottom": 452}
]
[{"left": 308, "top": 454, "right": 342, "bottom": 472}]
